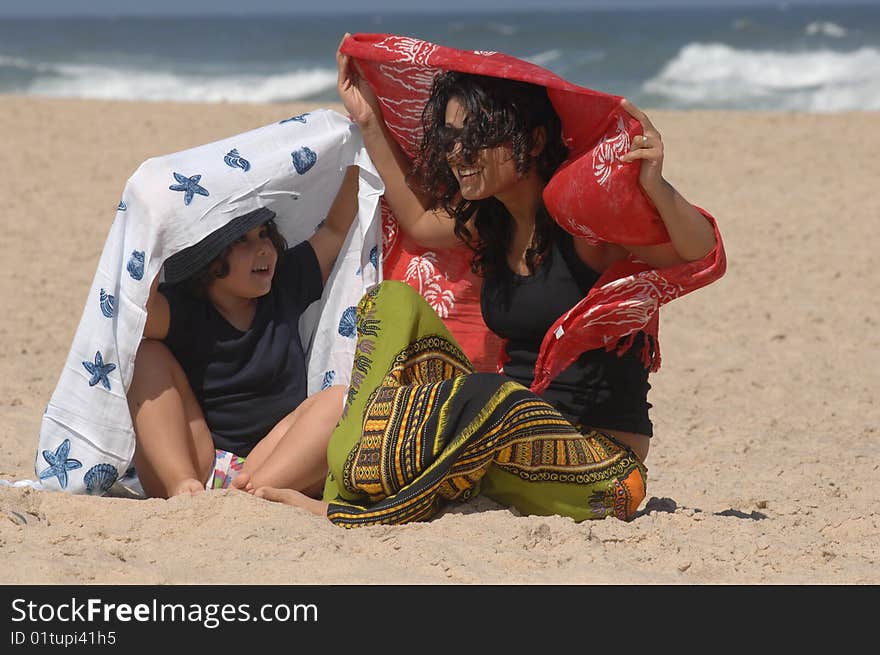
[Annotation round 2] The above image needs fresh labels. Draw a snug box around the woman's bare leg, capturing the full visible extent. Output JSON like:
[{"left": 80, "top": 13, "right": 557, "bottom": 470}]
[
  {"left": 234, "top": 385, "right": 346, "bottom": 497},
  {"left": 127, "top": 339, "right": 215, "bottom": 498}
]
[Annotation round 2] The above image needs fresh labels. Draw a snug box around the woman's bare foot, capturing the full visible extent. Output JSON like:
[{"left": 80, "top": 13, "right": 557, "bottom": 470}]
[
  {"left": 255, "top": 487, "right": 328, "bottom": 517},
  {"left": 170, "top": 477, "right": 204, "bottom": 497},
  {"left": 230, "top": 471, "right": 255, "bottom": 493}
]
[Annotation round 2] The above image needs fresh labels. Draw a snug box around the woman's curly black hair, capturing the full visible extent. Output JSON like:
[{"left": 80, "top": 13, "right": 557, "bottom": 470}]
[{"left": 410, "top": 71, "right": 569, "bottom": 280}]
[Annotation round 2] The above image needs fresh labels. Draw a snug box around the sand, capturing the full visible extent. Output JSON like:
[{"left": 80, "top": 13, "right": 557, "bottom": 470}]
[{"left": 0, "top": 96, "right": 877, "bottom": 584}]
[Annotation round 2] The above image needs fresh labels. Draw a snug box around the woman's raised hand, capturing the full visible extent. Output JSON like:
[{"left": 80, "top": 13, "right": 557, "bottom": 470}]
[
  {"left": 336, "top": 33, "right": 382, "bottom": 126},
  {"left": 617, "top": 98, "right": 716, "bottom": 264},
  {"left": 619, "top": 98, "right": 667, "bottom": 196}
]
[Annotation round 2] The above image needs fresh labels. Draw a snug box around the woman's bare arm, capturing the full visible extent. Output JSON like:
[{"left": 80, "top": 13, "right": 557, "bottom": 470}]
[
  {"left": 337, "top": 35, "right": 461, "bottom": 249},
  {"left": 617, "top": 98, "right": 716, "bottom": 268}
]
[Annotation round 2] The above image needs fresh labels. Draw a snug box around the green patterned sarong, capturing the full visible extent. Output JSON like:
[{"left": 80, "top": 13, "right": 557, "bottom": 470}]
[{"left": 323, "top": 281, "right": 647, "bottom": 527}]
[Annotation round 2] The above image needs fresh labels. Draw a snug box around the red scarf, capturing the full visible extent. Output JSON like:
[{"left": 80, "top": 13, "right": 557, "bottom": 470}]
[{"left": 342, "top": 33, "right": 726, "bottom": 392}]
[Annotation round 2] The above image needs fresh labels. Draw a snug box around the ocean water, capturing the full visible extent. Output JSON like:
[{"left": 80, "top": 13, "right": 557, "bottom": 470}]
[{"left": 1, "top": 3, "right": 878, "bottom": 111}]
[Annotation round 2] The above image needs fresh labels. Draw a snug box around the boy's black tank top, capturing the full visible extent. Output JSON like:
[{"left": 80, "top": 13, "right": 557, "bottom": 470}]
[{"left": 480, "top": 223, "right": 653, "bottom": 436}]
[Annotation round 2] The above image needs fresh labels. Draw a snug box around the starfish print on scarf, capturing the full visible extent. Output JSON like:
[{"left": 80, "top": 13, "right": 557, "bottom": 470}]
[
  {"left": 39, "top": 438, "right": 83, "bottom": 489},
  {"left": 169, "top": 172, "right": 209, "bottom": 206},
  {"left": 82, "top": 351, "right": 116, "bottom": 391}
]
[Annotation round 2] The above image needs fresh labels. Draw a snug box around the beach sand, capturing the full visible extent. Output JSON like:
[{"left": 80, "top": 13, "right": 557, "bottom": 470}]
[{"left": 0, "top": 96, "right": 877, "bottom": 584}]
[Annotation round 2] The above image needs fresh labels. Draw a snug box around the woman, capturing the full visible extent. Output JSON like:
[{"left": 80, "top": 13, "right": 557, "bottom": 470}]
[{"left": 255, "top": 36, "right": 718, "bottom": 524}]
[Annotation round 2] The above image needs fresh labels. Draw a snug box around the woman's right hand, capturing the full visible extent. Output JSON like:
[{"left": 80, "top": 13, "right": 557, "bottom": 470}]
[
  {"left": 336, "top": 33, "right": 381, "bottom": 127},
  {"left": 334, "top": 35, "right": 460, "bottom": 249}
]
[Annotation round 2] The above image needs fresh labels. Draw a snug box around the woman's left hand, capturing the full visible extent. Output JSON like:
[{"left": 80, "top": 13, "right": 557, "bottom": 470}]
[
  {"left": 617, "top": 98, "right": 717, "bottom": 264},
  {"left": 619, "top": 98, "right": 667, "bottom": 196}
]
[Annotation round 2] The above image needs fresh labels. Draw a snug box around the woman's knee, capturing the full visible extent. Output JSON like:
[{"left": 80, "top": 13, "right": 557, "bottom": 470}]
[{"left": 469, "top": 372, "right": 510, "bottom": 386}]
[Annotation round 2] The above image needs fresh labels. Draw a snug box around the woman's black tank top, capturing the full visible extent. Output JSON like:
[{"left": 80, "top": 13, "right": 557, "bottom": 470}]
[{"left": 480, "top": 223, "right": 653, "bottom": 436}]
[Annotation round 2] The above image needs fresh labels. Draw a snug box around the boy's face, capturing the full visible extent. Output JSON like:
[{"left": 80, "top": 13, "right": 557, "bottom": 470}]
[{"left": 211, "top": 224, "right": 278, "bottom": 299}]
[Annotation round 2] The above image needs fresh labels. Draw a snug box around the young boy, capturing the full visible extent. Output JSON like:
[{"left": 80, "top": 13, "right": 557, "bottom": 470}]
[{"left": 128, "top": 167, "right": 358, "bottom": 498}]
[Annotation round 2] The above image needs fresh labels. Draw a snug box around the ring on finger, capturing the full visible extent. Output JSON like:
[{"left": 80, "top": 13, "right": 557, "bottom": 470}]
[{"left": 640, "top": 135, "right": 650, "bottom": 147}]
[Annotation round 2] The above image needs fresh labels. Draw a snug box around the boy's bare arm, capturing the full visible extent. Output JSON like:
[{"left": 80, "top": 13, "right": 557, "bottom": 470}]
[
  {"left": 142, "top": 274, "right": 170, "bottom": 340},
  {"left": 308, "top": 165, "right": 360, "bottom": 283}
]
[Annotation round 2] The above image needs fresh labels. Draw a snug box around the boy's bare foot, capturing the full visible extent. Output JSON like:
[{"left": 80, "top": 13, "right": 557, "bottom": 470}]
[
  {"left": 230, "top": 472, "right": 255, "bottom": 494},
  {"left": 255, "top": 487, "right": 328, "bottom": 517},
  {"left": 170, "top": 478, "right": 204, "bottom": 497}
]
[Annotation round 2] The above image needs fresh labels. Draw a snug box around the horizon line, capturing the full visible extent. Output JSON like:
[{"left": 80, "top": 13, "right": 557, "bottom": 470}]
[{"left": 0, "top": 1, "right": 876, "bottom": 20}]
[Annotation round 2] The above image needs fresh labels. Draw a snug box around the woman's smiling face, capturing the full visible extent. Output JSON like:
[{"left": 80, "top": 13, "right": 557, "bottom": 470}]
[{"left": 443, "top": 96, "right": 522, "bottom": 202}]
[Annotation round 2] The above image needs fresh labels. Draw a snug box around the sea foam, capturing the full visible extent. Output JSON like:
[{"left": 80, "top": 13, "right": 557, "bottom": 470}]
[
  {"left": 644, "top": 43, "right": 880, "bottom": 111},
  {"left": 805, "top": 21, "right": 848, "bottom": 38},
  {"left": 0, "top": 56, "right": 338, "bottom": 104}
]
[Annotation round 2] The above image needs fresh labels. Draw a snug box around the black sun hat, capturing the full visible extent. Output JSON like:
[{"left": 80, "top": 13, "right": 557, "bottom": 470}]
[{"left": 163, "top": 207, "right": 277, "bottom": 285}]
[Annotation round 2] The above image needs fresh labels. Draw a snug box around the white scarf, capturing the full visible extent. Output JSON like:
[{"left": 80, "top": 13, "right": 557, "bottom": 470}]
[{"left": 33, "top": 109, "right": 383, "bottom": 496}]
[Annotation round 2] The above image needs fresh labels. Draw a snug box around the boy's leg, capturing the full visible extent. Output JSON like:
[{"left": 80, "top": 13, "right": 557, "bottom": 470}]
[
  {"left": 238, "top": 385, "right": 347, "bottom": 496},
  {"left": 254, "top": 487, "right": 329, "bottom": 517},
  {"left": 235, "top": 393, "right": 312, "bottom": 474},
  {"left": 127, "top": 339, "right": 216, "bottom": 498}
]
